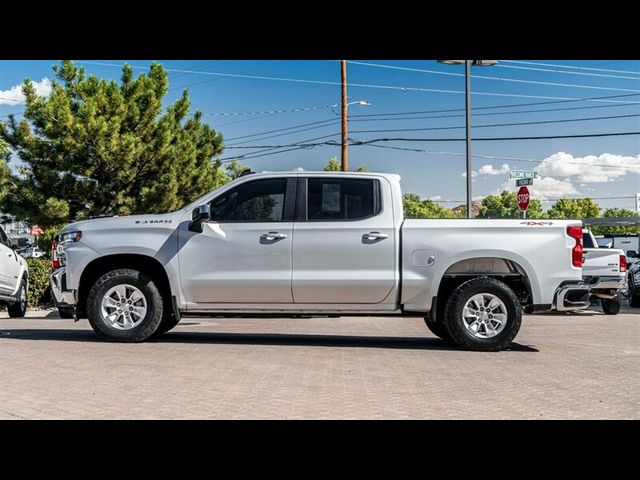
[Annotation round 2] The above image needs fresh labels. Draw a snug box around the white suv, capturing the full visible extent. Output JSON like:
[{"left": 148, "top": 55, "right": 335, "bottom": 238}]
[{"left": 0, "top": 226, "right": 28, "bottom": 317}]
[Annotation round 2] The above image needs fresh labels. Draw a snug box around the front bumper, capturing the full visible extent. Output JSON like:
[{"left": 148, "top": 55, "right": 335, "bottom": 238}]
[
  {"left": 50, "top": 267, "right": 76, "bottom": 316},
  {"left": 553, "top": 282, "right": 591, "bottom": 311}
]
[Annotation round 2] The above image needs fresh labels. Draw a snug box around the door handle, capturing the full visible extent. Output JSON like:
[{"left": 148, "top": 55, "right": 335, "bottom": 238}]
[
  {"left": 363, "top": 232, "right": 389, "bottom": 240},
  {"left": 7, "top": 252, "right": 12, "bottom": 257},
  {"left": 260, "top": 232, "right": 288, "bottom": 241}
]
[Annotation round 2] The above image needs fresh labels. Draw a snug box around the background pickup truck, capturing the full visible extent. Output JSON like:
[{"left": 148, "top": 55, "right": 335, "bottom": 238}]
[
  {"left": 51, "top": 171, "right": 590, "bottom": 351},
  {"left": 582, "top": 229, "right": 626, "bottom": 314}
]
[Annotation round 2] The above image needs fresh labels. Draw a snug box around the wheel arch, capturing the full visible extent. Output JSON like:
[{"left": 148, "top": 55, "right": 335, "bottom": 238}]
[
  {"left": 435, "top": 256, "right": 535, "bottom": 313},
  {"left": 77, "top": 254, "right": 172, "bottom": 318}
]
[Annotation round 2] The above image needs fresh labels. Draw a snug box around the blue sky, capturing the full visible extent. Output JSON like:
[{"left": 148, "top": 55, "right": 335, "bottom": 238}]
[{"left": 1, "top": 59, "right": 639, "bottom": 210}]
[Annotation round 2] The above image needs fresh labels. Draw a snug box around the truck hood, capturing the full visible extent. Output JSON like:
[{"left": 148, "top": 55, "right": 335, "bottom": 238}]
[{"left": 59, "top": 211, "right": 186, "bottom": 235}]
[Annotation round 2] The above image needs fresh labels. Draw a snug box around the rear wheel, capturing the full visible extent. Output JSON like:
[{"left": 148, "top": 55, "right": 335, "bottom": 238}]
[
  {"left": 444, "top": 277, "right": 522, "bottom": 352},
  {"left": 7, "top": 280, "right": 27, "bottom": 318},
  {"left": 601, "top": 294, "right": 621, "bottom": 315},
  {"left": 86, "top": 269, "right": 163, "bottom": 342},
  {"left": 630, "top": 294, "right": 640, "bottom": 308}
]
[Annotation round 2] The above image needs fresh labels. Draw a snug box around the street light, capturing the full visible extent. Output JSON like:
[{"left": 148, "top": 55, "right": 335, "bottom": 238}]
[{"left": 438, "top": 59, "right": 498, "bottom": 218}]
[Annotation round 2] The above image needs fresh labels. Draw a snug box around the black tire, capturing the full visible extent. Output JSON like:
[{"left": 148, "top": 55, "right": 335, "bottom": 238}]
[
  {"left": 153, "top": 314, "right": 181, "bottom": 336},
  {"left": 7, "top": 279, "right": 27, "bottom": 318},
  {"left": 444, "top": 277, "right": 522, "bottom": 352},
  {"left": 630, "top": 294, "right": 640, "bottom": 308},
  {"left": 86, "top": 268, "right": 164, "bottom": 342},
  {"left": 423, "top": 318, "right": 453, "bottom": 342},
  {"left": 601, "top": 294, "right": 621, "bottom": 315}
]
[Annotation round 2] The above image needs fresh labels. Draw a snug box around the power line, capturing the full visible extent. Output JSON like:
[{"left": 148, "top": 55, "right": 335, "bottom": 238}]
[
  {"left": 502, "top": 60, "right": 640, "bottom": 76},
  {"left": 349, "top": 113, "right": 640, "bottom": 135},
  {"left": 204, "top": 103, "right": 336, "bottom": 116},
  {"left": 75, "top": 61, "right": 640, "bottom": 105},
  {"left": 226, "top": 118, "right": 338, "bottom": 142},
  {"left": 350, "top": 93, "right": 640, "bottom": 118},
  {"left": 364, "top": 144, "right": 640, "bottom": 170},
  {"left": 347, "top": 60, "right": 640, "bottom": 94},
  {"left": 355, "top": 131, "right": 640, "bottom": 144},
  {"left": 494, "top": 63, "right": 640, "bottom": 81},
  {"left": 350, "top": 102, "right": 640, "bottom": 123}
]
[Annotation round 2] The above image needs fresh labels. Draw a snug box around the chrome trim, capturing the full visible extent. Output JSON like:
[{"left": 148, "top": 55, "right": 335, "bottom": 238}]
[{"left": 554, "top": 283, "right": 591, "bottom": 311}]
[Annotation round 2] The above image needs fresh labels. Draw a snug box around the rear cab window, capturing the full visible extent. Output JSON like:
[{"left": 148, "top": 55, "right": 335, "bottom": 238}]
[{"left": 304, "top": 178, "right": 381, "bottom": 221}]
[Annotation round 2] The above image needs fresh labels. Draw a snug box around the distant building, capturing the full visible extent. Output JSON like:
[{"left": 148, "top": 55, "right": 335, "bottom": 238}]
[{"left": 0, "top": 213, "right": 33, "bottom": 247}]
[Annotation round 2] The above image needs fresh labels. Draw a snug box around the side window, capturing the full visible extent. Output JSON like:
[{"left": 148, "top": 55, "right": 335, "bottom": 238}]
[
  {"left": 210, "top": 178, "right": 287, "bottom": 222},
  {"left": 307, "top": 178, "right": 379, "bottom": 221}
]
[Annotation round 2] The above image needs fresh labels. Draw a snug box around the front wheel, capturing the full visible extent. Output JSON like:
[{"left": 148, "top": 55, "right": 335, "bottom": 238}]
[
  {"left": 601, "top": 294, "right": 621, "bottom": 315},
  {"left": 423, "top": 318, "right": 452, "bottom": 342},
  {"left": 444, "top": 277, "right": 522, "bottom": 352},
  {"left": 86, "top": 269, "right": 164, "bottom": 342}
]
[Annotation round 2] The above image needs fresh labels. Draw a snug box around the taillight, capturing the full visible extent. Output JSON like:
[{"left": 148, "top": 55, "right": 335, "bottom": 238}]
[
  {"left": 620, "top": 255, "right": 627, "bottom": 273},
  {"left": 51, "top": 241, "right": 60, "bottom": 269},
  {"left": 567, "top": 226, "right": 583, "bottom": 268}
]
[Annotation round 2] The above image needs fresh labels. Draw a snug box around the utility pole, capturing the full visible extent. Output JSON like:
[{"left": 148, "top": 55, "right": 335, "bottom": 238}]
[
  {"left": 464, "top": 60, "right": 472, "bottom": 219},
  {"left": 341, "top": 60, "right": 348, "bottom": 172}
]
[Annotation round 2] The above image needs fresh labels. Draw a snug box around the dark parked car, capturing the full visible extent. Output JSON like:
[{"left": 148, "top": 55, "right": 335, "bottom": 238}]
[{"left": 628, "top": 260, "right": 640, "bottom": 308}]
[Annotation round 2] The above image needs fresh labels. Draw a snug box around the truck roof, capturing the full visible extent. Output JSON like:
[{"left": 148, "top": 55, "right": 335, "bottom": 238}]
[{"left": 252, "top": 170, "right": 402, "bottom": 181}]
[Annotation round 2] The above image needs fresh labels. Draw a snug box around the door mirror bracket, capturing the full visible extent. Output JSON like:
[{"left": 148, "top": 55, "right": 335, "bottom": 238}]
[{"left": 189, "top": 204, "right": 211, "bottom": 233}]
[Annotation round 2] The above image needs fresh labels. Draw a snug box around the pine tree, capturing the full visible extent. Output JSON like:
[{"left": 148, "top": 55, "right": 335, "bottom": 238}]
[{"left": 0, "top": 61, "right": 226, "bottom": 227}]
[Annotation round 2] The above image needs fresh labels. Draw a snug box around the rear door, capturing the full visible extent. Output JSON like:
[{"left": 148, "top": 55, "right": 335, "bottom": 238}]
[{"left": 291, "top": 176, "right": 396, "bottom": 304}]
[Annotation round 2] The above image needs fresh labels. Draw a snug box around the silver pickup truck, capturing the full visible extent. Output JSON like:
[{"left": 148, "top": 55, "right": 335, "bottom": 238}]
[
  {"left": 582, "top": 229, "right": 626, "bottom": 314},
  {"left": 51, "top": 171, "right": 590, "bottom": 351}
]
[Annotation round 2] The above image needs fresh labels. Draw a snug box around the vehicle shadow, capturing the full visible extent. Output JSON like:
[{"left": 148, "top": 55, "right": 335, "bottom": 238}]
[{"left": 0, "top": 328, "right": 539, "bottom": 352}]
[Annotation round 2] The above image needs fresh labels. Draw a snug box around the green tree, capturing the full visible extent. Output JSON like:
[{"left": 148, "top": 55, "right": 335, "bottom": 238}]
[
  {"left": 547, "top": 198, "right": 601, "bottom": 219},
  {"left": 224, "top": 159, "right": 250, "bottom": 179},
  {"left": 478, "top": 191, "right": 545, "bottom": 218},
  {"left": 590, "top": 208, "right": 640, "bottom": 235},
  {"left": 0, "top": 60, "right": 226, "bottom": 227},
  {"left": 403, "top": 193, "right": 458, "bottom": 219},
  {"left": 323, "top": 157, "right": 368, "bottom": 172}
]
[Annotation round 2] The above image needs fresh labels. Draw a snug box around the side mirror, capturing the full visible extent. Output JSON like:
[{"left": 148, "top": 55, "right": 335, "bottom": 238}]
[
  {"left": 627, "top": 250, "right": 638, "bottom": 258},
  {"left": 189, "top": 204, "right": 211, "bottom": 233}
]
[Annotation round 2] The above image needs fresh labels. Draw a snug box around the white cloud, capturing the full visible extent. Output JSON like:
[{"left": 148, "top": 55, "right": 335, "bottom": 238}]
[
  {"left": 535, "top": 152, "right": 639, "bottom": 183},
  {"left": 430, "top": 195, "right": 442, "bottom": 201},
  {"left": 463, "top": 163, "right": 510, "bottom": 177},
  {"left": 497, "top": 176, "right": 579, "bottom": 201},
  {"left": 528, "top": 177, "right": 580, "bottom": 200},
  {"left": 0, "top": 78, "right": 52, "bottom": 105},
  {"left": 478, "top": 163, "right": 510, "bottom": 176}
]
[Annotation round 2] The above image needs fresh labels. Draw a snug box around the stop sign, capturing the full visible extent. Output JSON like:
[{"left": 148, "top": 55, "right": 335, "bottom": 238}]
[{"left": 517, "top": 186, "right": 530, "bottom": 211}]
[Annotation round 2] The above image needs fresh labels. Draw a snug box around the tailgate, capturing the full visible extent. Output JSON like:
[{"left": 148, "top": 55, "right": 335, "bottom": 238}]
[{"left": 583, "top": 248, "right": 622, "bottom": 276}]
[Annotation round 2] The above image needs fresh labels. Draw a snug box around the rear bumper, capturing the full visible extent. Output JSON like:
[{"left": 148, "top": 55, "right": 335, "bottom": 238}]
[
  {"left": 584, "top": 275, "right": 625, "bottom": 292},
  {"left": 50, "top": 267, "right": 76, "bottom": 315},
  {"left": 553, "top": 282, "right": 591, "bottom": 311}
]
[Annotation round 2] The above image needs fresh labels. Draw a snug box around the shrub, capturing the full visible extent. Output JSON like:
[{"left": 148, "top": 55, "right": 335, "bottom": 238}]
[{"left": 26, "top": 258, "right": 51, "bottom": 307}]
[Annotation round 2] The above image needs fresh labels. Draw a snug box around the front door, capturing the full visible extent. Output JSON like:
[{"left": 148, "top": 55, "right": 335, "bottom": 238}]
[
  {"left": 178, "top": 177, "right": 296, "bottom": 305},
  {"left": 292, "top": 176, "right": 397, "bottom": 304}
]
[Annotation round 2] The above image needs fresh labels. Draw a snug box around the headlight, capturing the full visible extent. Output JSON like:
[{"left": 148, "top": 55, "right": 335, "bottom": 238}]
[{"left": 58, "top": 230, "right": 82, "bottom": 245}]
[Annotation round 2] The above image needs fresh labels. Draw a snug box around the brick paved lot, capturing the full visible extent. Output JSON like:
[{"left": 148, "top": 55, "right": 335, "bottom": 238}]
[{"left": 0, "top": 306, "right": 638, "bottom": 419}]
